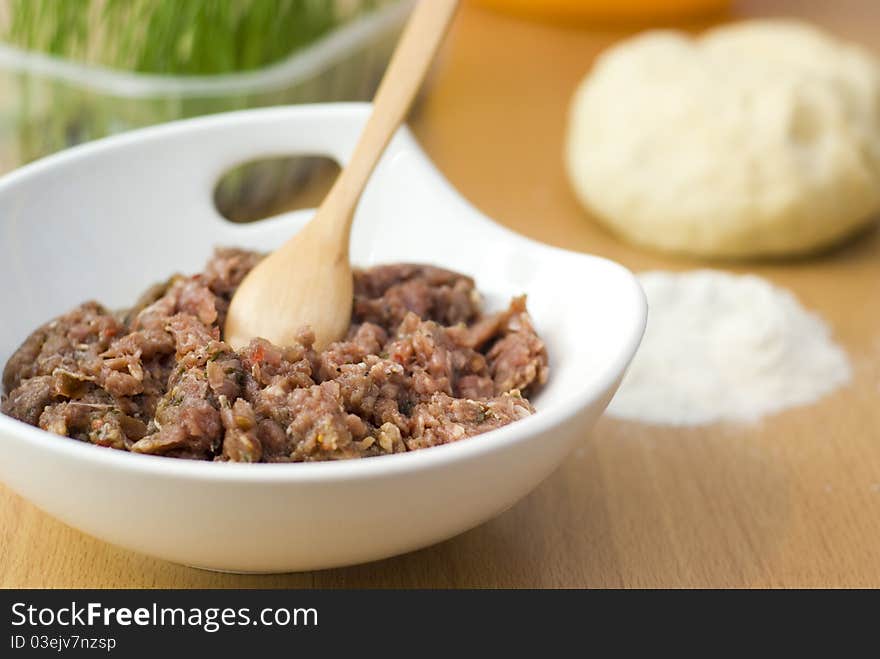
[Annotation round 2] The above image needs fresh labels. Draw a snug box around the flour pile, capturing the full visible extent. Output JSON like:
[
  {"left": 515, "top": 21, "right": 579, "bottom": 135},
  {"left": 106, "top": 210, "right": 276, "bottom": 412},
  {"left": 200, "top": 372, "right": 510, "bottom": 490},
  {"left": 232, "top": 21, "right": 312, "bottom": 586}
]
[{"left": 607, "top": 270, "right": 851, "bottom": 426}]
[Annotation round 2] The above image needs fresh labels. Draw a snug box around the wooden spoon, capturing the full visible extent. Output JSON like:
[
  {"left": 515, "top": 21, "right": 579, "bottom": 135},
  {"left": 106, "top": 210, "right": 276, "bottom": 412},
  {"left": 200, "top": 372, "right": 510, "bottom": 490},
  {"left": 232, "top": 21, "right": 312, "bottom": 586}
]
[{"left": 225, "top": 0, "right": 460, "bottom": 351}]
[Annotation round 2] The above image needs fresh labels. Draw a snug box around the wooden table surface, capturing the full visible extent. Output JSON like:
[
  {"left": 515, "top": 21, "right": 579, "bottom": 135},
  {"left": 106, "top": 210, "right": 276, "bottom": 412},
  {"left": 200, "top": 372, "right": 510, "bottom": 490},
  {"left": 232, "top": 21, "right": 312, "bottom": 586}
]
[{"left": 3, "top": 0, "right": 880, "bottom": 588}]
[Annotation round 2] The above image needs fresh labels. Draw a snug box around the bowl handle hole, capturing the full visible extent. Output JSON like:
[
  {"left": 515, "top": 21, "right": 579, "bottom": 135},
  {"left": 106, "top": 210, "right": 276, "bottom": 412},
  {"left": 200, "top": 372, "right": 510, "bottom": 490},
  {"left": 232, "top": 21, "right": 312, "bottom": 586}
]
[{"left": 213, "top": 154, "right": 340, "bottom": 224}]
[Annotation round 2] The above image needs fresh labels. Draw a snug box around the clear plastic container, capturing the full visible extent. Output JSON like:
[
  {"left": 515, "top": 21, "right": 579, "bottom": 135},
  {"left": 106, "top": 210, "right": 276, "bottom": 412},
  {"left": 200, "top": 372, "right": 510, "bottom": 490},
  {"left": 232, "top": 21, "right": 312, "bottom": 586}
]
[{"left": 0, "top": 0, "right": 411, "bottom": 216}]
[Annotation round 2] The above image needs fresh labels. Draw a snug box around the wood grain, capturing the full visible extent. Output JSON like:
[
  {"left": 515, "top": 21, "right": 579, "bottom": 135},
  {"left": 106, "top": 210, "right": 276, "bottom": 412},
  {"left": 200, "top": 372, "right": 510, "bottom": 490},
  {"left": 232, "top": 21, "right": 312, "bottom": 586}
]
[{"left": 2, "top": 0, "right": 880, "bottom": 588}]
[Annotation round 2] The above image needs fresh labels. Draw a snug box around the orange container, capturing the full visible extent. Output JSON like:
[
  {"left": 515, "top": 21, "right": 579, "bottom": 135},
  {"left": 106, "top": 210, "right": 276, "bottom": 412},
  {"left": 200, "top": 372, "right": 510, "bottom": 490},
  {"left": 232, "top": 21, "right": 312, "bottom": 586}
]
[{"left": 473, "top": 0, "right": 731, "bottom": 22}]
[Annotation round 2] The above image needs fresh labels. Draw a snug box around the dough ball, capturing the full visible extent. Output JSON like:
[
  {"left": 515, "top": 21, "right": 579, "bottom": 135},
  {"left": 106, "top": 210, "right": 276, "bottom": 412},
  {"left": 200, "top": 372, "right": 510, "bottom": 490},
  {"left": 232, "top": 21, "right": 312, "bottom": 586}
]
[{"left": 565, "top": 20, "right": 880, "bottom": 258}]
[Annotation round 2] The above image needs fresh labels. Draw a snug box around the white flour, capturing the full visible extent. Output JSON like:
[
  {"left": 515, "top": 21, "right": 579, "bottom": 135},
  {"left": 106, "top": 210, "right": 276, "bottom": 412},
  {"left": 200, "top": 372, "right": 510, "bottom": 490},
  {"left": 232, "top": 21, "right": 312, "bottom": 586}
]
[{"left": 607, "top": 270, "right": 851, "bottom": 426}]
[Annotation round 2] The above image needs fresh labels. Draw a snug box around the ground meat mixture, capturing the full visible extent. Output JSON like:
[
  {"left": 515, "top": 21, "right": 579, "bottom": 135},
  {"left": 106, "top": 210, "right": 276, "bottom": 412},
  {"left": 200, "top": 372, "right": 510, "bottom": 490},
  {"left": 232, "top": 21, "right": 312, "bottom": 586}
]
[{"left": 1, "top": 249, "right": 549, "bottom": 462}]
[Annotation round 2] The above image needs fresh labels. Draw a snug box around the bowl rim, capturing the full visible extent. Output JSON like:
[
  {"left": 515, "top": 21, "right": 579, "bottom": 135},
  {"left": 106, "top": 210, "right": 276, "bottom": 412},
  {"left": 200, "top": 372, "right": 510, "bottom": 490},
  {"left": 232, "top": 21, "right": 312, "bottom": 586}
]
[{"left": 0, "top": 103, "right": 647, "bottom": 484}]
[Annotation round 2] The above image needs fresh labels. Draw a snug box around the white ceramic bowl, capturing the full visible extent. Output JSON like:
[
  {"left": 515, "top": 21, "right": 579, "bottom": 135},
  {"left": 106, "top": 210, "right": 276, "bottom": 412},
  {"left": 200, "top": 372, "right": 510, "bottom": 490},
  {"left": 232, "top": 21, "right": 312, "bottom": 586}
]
[{"left": 0, "top": 103, "right": 645, "bottom": 572}]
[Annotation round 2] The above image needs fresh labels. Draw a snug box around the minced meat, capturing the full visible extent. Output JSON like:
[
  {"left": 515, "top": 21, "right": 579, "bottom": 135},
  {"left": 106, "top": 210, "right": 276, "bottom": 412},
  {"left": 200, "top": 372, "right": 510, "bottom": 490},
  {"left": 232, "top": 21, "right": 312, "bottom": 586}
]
[{"left": 1, "top": 249, "right": 549, "bottom": 462}]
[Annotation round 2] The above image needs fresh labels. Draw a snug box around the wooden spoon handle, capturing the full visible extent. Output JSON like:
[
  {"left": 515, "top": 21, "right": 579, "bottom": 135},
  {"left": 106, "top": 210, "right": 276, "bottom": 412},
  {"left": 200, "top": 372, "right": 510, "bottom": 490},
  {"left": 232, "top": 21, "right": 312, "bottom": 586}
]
[{"left": 318, "top": 0, "right": 460, "bottom": 236}]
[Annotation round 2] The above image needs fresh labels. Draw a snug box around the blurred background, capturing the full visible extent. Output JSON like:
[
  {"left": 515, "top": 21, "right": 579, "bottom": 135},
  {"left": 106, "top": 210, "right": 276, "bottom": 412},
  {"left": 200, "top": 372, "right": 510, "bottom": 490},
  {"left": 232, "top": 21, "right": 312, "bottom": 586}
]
[{"left": 3, "top": 0, "right": 867, "bottom": 225}]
